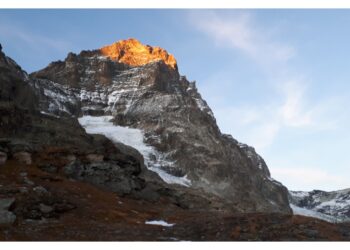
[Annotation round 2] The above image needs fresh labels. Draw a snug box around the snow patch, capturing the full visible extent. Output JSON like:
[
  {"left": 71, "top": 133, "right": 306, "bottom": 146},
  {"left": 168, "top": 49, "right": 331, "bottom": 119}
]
[
  {"left": 237, "top": 142, "right": 247, "bottom": 148},
  {"left": 40, "top": 111, "right": 60, "bottom": 118},
  {"left": 145, "top": 220, "right": 175, "bottom": 227},
  {"left": 290, "top": 190, "right": 350, "bottom": 222},
  {"left": 316, "top": 199, "right": 350, "bottom": 209},
  {"left": 78, "top": 116, "right": 191, "bottom": 187},
  {"left": 290, "top": 191, "right": 309, "bottom": 198},
  {"left": 80, "top": 89, "right": 107, "bottom": 104},
  {"left": 194, "top": 98, "right": 214, "bottom": 118},
  {"left": 290, "top": 204, "right": 337, "bottom": 223},
  {"left": 267, "top": 176, "right": 283, "bottom": 186}
]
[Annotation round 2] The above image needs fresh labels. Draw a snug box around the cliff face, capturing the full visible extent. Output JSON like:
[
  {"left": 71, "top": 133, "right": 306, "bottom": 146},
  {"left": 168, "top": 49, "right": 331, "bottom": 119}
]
[
  {"left": 0, "top": 47, "right": 148, "bottom": 198},
  {"left": 30, "top": 38, "right": 291, "bottom": 213}
]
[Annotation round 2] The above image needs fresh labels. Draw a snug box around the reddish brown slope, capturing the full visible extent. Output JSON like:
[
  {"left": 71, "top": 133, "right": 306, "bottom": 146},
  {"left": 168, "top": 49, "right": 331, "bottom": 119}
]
[{"left": 1, "top": 159, "right": 350, "bottom": 241}]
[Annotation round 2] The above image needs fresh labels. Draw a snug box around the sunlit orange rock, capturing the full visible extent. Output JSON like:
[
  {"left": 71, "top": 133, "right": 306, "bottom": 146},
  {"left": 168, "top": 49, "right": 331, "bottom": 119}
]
[{"left": 100, "top": 38, "right": 177, "bottom": 69}]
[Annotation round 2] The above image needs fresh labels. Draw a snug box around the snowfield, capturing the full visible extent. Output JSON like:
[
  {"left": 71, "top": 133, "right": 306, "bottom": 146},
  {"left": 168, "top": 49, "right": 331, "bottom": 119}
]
[
  {"left": 145, "top": 220, "right": 175, "bottom": 227},
  {"left": 78, "top": 115, "right": 191, "bottom": 187}
]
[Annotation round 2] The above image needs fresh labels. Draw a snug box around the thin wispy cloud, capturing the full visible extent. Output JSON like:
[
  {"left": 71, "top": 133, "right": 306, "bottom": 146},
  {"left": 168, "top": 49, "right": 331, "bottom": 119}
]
[
  {"left": 189, "top": 11, "right": 348, "bottom": 190},
  {"left": 0, "top": 21, "right": 70, "bottom": 53},
  {"left": 189, "top": 11, "right": 295, "bottom": 69},
  {"left": 280, "top": 80, "right": 312, "bottom": 127},
  {"left": 278, "top": 79, "right": 340, "bottom": 130},
  {"left": 189, "top": 10, "right": 339, "bottom": 150},
  {"left": 201, "top": 72, "right": 339, "bottom": 153}
]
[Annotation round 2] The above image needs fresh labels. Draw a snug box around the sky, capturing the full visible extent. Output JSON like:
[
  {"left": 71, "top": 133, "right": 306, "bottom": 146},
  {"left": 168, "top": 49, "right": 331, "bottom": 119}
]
[{"left": 0, "top": 9, "right": 349, "bottom": 191}]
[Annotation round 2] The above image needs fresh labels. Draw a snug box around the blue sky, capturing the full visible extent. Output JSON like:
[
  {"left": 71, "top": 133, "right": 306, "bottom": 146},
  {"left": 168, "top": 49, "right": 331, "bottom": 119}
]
[{"left": 1, "top": 9, "right": 349, "bottom": 191}]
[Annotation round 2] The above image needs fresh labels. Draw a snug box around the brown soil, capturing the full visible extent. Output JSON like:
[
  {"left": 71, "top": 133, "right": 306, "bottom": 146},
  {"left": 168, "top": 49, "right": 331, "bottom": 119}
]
[{"left": 1, "top": 160, "right": 349, "bottom": 241}]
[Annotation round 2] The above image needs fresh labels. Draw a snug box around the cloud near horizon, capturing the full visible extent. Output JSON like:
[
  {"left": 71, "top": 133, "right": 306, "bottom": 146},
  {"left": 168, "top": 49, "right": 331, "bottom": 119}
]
[{"left": 272, "top": 166, "right": 350, "bottom": 191}]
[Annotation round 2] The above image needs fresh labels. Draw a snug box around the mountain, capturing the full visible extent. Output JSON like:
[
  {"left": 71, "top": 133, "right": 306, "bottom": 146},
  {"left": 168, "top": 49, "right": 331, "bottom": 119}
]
[
  {"left": 290, "top": 189, "right": 350, "bottom": 223},
  {"left": 0, "top": 41, "right": 162, "bottom": 223},
  {"left": 30, "top": 38, "right": 291, "bottom": 213},
  {"left": 2, "top": 40, "right": 350, "bottom": 240}
]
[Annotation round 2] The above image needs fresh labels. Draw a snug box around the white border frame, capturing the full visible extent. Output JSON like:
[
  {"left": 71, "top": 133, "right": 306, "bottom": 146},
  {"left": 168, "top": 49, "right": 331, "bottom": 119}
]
[{"left": 1, "top": 0, "right": 350, "bottom": 9}]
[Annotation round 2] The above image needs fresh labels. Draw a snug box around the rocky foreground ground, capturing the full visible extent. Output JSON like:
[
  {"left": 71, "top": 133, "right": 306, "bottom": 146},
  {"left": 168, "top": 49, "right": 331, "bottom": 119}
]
[{"left": 1, "top": 159, "right": 350, "bottom": 241}]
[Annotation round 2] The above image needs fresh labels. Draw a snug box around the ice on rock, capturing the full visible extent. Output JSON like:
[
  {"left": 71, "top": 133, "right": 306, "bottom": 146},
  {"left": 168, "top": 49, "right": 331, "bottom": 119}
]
[{"left": 78, "top": 116, "right": 191, "bottom": 187}]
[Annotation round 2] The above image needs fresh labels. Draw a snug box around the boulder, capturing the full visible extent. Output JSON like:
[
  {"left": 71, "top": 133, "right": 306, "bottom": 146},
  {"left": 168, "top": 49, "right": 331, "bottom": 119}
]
[
  {"left": 53, "top": 202, "right": 76, "bottom": 213},
  {"left": 0, "top": 151, "right": 7, "bottom": 165},
  {"left": 0, "top": 211, "right": 16, "bottom": 225},
  {"left": 39, "top": 203, "right": 54, "bottom": 214},
  {"left": 65, "top": 154, "right": 77, "bottom": 163},
  {"left": 33, "top": 186, "right": 49, "bottom": 195},
  {"left": 13, "top": 151, "right": 32, "bottom": 165},
  {"left": 86, "top": 154, "right": 104, "bottom": 163},
  {"left": 8, "top": 141, "right": 33, "bottom": 154},
  {"left": 131, "top": 185, "right": 160, "bottom": 202},
  {"left": 0, "top": 198, "right": 16, "bottom": 225},
  {"left": 38, "top": 164, "right": 58, "bottom": 174},
  {"left": 0, "top": 197, "right": 15, "bottom": 210}
]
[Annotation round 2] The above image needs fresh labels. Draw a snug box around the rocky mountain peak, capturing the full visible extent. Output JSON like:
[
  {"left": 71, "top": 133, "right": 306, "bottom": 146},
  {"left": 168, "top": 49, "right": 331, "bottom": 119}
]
[
  {"left": 99, "top": 38, "right": 177, "bottom": 70},
  {"left": 27, "top": 39, "right": 292, "bottom": 214}
]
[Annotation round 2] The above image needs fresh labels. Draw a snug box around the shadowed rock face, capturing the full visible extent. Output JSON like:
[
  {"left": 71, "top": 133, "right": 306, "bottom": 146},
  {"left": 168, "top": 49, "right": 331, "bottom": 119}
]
[
  {"left": 0, "top": 48, "right": 147, "bottom": 199},
  {"left": 0, "top": 49, "right": 37, "bottom": 111},
  {"left": 30, "top": 39, "right": 291, "bottom": 214}
]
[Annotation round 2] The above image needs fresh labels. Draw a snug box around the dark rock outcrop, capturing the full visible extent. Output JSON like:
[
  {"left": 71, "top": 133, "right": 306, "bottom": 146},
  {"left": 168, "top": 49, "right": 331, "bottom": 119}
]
[
  {"left": 0, "top": 46, "right": 151, "bottom": 201},
  {"left": 63, "top": 160, "right": 144, "bottom": 196},
  {"left": 0, "top": 198, "right": 16, "bottom": 225},
  {"left": 0, "top": 151, "right": 7, "bottom": 165}
]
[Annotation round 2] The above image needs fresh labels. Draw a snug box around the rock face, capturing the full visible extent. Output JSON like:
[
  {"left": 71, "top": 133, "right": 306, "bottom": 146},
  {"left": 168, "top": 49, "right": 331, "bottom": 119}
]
[
  {"left": 100, "top": 38, "right": 177, "bottom": 70},
  {"left": 13, "top": 152, "right": 32, "bottom": 165},
  {"left": 0, "top": 45, "right": 148, "bottom": 199},
  {"left": 0, "top": 198, "right": 16, "bottom": 225},
  {"left": 290, "top": 189, "right": 350, "bottom": 223},
  {"left": 0, "top": 50, "right": 37, "bottom": 111},
  {"left": 0, "top": 151, "right": 7, "bottom": 165},
  {"left": 30, "top": 38, "right": 291, "bottom": 213},
  {"left": 0, "top": 198, "right": 15, "bottom": 211},
  {"left": 64, "top": 159, "right": 144, "bottom": 196}
]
